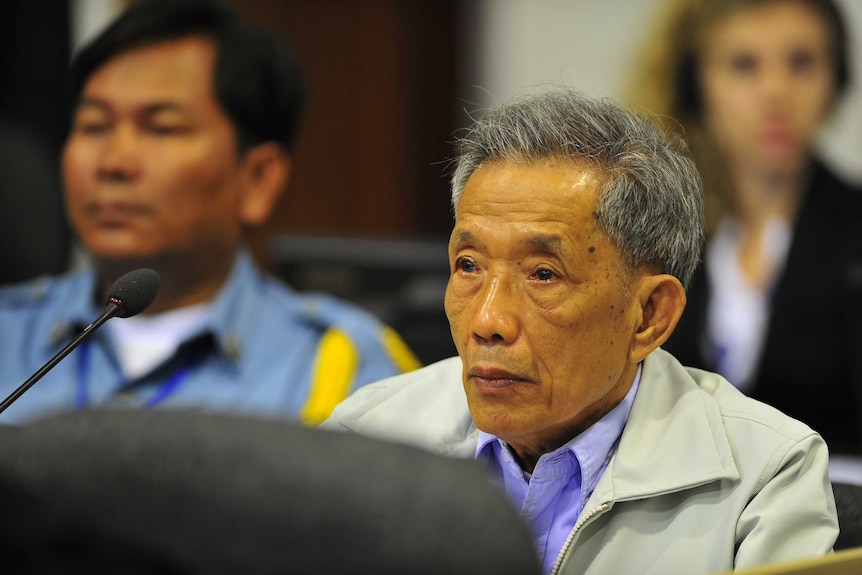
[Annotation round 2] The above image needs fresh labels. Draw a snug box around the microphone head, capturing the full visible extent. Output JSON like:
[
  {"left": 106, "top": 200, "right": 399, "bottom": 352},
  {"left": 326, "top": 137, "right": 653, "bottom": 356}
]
[{"left": 106, "top": 268, "right": 161, "bottom": 318}]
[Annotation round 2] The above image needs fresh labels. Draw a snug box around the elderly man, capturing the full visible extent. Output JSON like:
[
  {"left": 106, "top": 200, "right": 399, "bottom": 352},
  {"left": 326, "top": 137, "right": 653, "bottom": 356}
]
[
  {"left": 0, "top": 0, "right": 418, "bottom": 425},
  {"left": 323, "top": 88, "right": 837, "bottom": 574}
]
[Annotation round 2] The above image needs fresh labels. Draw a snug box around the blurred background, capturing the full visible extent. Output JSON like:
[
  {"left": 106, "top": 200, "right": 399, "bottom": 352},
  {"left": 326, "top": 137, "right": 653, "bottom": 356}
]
[{"left": 2, "top": 0, "right": 860, "bottom": 364}]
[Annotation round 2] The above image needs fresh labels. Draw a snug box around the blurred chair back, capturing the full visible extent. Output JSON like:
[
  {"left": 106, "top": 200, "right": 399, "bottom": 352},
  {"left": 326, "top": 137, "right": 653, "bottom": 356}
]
[
  {"left": 833, "top": 481, "right": 862, "bottom": 551},
  {"left": 0, "top": 409, "right": 539, "bottom": 574}
]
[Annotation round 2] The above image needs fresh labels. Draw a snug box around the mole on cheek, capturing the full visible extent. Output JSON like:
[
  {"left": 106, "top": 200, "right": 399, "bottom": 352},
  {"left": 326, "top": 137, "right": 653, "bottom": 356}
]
[{"left": 588, "top": 246, "right": 595, "bottom": 253}]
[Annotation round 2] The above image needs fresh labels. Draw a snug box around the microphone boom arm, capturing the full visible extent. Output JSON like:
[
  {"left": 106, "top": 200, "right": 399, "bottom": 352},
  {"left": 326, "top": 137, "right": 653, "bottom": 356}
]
[{"left": 0, "top": 303, "right": 121, "bottom": 415}]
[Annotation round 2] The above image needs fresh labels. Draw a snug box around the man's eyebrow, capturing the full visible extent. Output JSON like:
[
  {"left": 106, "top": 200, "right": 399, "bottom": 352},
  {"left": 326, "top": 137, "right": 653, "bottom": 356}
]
[
  {"left": 139, "top": 102, "right": 190, "bottom": 115},
  {"left": 75, "top": 97, "right": 190, "bottom": 116},
  {"left": 75, "top": 97, "right": 110, "bottom": 111},
  {"left": 451, "top": 229, "right": 563, "bottom": 253},
  {"left": 451, "top": 229, "right": 481, "bottom": 248},
  {"left": 526, "top": 235, "right": 562, "bottom": 253}
]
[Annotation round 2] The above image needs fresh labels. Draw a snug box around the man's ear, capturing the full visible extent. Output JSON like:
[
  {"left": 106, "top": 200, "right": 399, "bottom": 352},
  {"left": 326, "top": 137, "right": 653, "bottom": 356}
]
[
  {"left": 629, "top": 273, "right": 686, "bottom": 363},
  {"left": 238, "top": 142, "right": 291, "bottom": 227}
]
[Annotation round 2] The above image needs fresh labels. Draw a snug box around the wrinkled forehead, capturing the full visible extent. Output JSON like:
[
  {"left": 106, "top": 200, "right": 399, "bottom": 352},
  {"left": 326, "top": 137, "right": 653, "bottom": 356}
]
[
  {"left": 459, "top": 156, "right": 604, "bottom": 206},
  {"left": 449, "top": 158, "right": 615, "bottom": 255}
]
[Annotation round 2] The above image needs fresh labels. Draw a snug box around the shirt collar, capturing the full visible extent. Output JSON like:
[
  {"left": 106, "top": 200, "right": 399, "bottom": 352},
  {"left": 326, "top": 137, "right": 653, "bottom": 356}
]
[
  {"left": 46, "top": 268, "right": 104, "bottom": 350},
  {"left": 476, "top": 363, "right": 642, "bottom": 484},
  {"left": 196, "top": 249, "right": 301, "bottom": 366},
  {"left": 48, "top": 250, "right": 294, "bottom": 368}
]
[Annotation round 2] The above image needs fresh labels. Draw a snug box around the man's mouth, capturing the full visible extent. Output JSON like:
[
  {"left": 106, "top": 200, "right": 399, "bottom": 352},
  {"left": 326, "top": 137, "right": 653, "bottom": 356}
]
[
  {"left": 469, "top": 365, "right": 529, "bottom": 390},
  {"left": 85, "top": 201, "right": 152, "bottom": 225}
]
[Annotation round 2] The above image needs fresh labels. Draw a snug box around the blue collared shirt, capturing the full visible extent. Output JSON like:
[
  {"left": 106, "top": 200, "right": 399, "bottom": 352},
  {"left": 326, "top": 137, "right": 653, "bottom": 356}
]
[
  {"left": 0, "top": 250, "right": 417, "bottom": 424},
  {"left": 476, "top": 367, "right": 641, "bottom": 575}
]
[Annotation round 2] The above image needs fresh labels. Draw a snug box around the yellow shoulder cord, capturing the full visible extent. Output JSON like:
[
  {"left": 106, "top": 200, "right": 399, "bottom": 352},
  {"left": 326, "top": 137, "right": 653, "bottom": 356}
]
[
  {"left": 300, "top": 328, "right": 359, "bottom": 427},
  {"left": 300, "top": 326, "right": 423, "bottom": 426},
  {"left": 380, "top": 326, "right": 423, "bottom": 374}
]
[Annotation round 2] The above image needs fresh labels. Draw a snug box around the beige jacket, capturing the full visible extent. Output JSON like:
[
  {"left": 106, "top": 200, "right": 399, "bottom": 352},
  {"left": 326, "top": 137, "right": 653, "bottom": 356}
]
[{"left": 323, "top": 348, "right": 838, "bottom": 575}]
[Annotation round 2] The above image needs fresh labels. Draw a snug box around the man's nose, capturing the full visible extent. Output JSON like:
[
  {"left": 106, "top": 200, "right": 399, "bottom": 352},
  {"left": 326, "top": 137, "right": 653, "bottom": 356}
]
[
  {"left": 97, "top": 124, "right": 141, "bottom": 181},
  {"left": 471, "top": 275, "right": 519, "bottom": 344}
]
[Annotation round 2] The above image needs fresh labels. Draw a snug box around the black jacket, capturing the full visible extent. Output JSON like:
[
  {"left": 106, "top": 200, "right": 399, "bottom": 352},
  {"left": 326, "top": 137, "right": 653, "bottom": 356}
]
[{"left": 665, "top": 161, "right": 862, "bottom": 454}]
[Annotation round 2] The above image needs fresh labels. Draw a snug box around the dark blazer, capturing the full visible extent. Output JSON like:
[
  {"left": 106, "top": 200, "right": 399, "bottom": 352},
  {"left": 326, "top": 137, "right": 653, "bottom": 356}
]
[{"left": 665, "top": 160, "right": 862, "bottom": 454}]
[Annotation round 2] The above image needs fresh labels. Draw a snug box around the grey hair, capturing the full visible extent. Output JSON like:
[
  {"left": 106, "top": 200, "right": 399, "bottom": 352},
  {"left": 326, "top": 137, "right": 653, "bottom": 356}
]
[{"left": 449, "top": 88, "right": 704, "bottom": 289}]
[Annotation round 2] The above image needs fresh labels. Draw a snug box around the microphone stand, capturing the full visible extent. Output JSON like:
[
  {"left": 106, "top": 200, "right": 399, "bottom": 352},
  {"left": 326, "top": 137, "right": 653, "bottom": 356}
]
[{"left": 0, "top": 302, "right": 121, "bottom": 415}]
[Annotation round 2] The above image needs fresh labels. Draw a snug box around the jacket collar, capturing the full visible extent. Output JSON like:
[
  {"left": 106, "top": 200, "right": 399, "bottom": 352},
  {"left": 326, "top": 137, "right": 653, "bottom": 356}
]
[
  {"left": 343, "top": 348, "right": 741, "bottom": 501},
  {"left": 587, "top": 348, "right": 739, "bottom": 506},
  {"left": 435, "top": 349, "right": 740, "bottom": 500}
]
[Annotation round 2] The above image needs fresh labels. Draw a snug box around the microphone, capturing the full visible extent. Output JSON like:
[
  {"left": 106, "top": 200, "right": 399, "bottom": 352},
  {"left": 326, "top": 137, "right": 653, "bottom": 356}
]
[{"left": 0, "top": 268, "right": 161, "bottom": 415}]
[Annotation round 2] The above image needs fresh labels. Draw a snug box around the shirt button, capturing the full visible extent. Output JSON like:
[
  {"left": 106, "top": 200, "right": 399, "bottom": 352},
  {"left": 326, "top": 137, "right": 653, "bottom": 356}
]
[
  {"left": 222, "top": 334, "right": 242, "bottom": 362},
  {"left": 112, "top": 390, "right": 137, "bottom": 405},
  {"left": 49, "top": 320, "right": 69, "bottom": 347}
]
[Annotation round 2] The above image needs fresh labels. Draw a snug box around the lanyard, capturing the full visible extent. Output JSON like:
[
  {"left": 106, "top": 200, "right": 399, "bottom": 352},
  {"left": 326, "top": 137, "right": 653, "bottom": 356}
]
[{"left": 75, "top": 339, "right": 190, "bottom": 409}]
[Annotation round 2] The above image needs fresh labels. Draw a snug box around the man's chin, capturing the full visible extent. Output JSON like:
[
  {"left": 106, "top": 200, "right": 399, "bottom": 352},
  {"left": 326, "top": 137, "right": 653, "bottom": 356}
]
[
  {"left": 469, "top": 400, "right": 528, "bottom": 438},
  {"left": 89, "top": 250, "right": 162, "bottom": 274},
  {"left": 83, "top": 233, "right": 154, "bottom": 258}
]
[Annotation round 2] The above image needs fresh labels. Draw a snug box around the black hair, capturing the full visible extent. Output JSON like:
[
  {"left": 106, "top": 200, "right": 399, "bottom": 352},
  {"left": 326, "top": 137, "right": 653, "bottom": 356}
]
[
  {"left": 674, "top": 0, "right": 849, "bottom": 119},
  {"left": 68, "top": 0, "right": 305, "bottom": 153}
]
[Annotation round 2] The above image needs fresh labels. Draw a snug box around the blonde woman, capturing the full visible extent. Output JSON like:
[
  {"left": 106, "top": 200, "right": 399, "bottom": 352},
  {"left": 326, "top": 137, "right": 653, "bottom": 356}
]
[{"left": 628, "top": 0, "right": 862, "bottom": 455}]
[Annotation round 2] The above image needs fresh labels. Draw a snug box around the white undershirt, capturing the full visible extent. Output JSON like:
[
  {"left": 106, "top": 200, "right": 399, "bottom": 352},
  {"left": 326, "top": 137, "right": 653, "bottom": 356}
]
[
  {"left": 107, "top": 302, "right": 212, "bottom": 380},
  {"left": 705, "top": 217, "right": 792, "bottom": 391}
]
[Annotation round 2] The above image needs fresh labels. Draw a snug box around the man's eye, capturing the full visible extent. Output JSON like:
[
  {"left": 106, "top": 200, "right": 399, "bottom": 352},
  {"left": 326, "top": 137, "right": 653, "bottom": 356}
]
[
  {"left": 535, "top": 269, "right": 556, "bottom": 282},
  {"left": 76, "top": 122, "right": 109, "bottom": 135},
  {"left": 456, "top": 258, "right": 476, "bottom": 273},
  {"left": 148, "top": 125, "right": 187, "bottom": 135}
]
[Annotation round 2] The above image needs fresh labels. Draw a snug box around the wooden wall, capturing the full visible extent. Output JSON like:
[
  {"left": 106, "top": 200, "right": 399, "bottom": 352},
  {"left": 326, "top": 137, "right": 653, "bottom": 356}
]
[{"left": 235, "top": 1, "right": 463, "bottom": 268}]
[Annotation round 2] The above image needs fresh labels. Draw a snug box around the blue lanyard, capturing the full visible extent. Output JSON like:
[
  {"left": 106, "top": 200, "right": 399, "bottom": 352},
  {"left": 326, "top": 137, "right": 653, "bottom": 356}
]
[{"left": 76, "top": 339, "right": 190, "bottom": 409}]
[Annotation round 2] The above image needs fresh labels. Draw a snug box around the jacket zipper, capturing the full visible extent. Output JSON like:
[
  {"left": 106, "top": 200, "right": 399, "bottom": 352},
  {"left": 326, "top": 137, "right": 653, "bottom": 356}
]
[{"left": 549, "top": 502, "right": 610, "bottom": 575}]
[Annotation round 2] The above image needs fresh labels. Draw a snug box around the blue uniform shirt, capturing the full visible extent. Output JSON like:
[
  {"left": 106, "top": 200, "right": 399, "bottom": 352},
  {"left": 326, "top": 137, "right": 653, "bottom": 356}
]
[{"left": 0, "top": 250, "right": 419, "bottom": 424}]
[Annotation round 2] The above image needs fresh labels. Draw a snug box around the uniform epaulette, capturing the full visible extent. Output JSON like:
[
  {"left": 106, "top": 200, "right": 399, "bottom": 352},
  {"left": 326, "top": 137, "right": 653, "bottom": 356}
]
[{"left": 0, "top": 276, "right": 53, "bottom": 308}]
